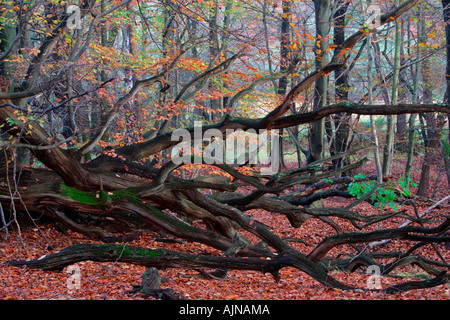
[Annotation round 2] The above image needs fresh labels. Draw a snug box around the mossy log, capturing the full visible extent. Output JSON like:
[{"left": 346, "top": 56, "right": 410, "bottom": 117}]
[{"left": 7, "top": 243, "right": 447, "bottom": 294}]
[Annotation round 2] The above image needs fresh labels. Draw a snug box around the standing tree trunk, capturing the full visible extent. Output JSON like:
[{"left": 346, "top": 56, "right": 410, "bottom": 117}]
[
  {"left": 417, "top": 114, "right": 444, "bottom": 198},
  {"left": 396, "top": 21, "right": 408, "bottom": 152},
  {"left": 0, "top": 10, "right": 16, "bottom": 79},
  {"left": 442, "top": 0, "right": 450, "bottom": 187},
  {"left": 405, "top": 5, "right": 423, "bottom": 178},
  {"left": 278, "top": 0, "right": 292, "bottom": 169},
  {"left": 221, "top": 0, "right": 234, "bottom": 110},
  {"left": 155, "top": 0, "right": 177, "bottom": 134},
  {"left": 310, "top": 0, "right": 331, "bottom": 164},
  {"left": 123, "top": 2, "right": 139, "bottom": 145},
  {"left": 263, "top": 0, "right": 277, "bottom": 93},
  {"left": 382, "top": 0, "right": 401, "bottom": 176},
  {"left": 278, "top": 0, "right": 291, "bottom": 96},
  {"left": 416, "top": 25, "right": 444, "bottom": 197},
  {"left": 368, "top": 33, "right": 383, "bottom": 184},
  {"left": 331, "top": 0, "right": 351, "bottom": 171},
  {"left": 208, "top": 0, "right": 222, "bottom": 122}
]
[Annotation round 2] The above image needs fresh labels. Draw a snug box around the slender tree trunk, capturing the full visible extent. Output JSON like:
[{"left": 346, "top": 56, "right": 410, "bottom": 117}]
[
  {"left": 382, "top": 0, "right": 401, "bottom": 176},
  {"left": 123, "top": 2, "right": 138, "bottom": 145},
  {"left": 310, "top": 0, "right": 331, "bottom": 164},
  {"left": 417, "top": 114, "right": 443, "bottom": 198},
  {"left": 405, "top": 5, "right": 423, "bottom": 178},
  {"left": 307, "top": 0, "right": 331, "bottom": 208},
  {"left": 189, "top": 19, "right": 205, "bottom": 122},
  {"left": 372, "top": 39, "right": 391, "bottom": 105},
  {"left": 0, "top": 16, "right": 16, "bottom": 78},
  {"left": 278, "top": 0, "right": 291, "bottom": 96},
  {"left": 442, "top": 0, "right": 450, "bottom": 187},
  {"left": 208, "top": 0, "right": 222, "bottom": 121},
  {"left": 416, "top": 1, "right": 447, "bottom": 197},
  {"left": 157, "top": 0, "right": 176, "bottom": 133},
  {"left": 405, "top": 112, "right": 417, "bottom": 177},
  {"left": 221, "top": 0, "right": 234, "bottom": 110},
  {"left": 368, "top": 33, "right": 383, "bottom": 184},
  {"left": 277, "top": 0, "right": 292, "bottom": 169},
  {"left": 396, "top": 22, "right": 408, "bottom": 152},
  {"left": 331, "top": 0, "right": 350, "bottom": 171},
  {"left": 416, "top": 41, "right": 441, "bottom": 197},
  {"left": 444, "top": 117, "right": 450, "bottom": 187},
  {"left": 262, "top": 0, "right": 277, "bottom": 93}
]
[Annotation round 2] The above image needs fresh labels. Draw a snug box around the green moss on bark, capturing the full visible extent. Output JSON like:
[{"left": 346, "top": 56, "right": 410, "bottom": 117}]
[
  {"left": 59, "top": 184, "right": 198, "bottom": 232},
  {"left": 60, "top": 184, "right": 105, "bottom": 205}
]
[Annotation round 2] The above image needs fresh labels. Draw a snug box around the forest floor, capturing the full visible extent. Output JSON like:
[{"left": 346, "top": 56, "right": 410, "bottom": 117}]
[{"left": 0, "top": 157, "right": 449, "bottom": 300}]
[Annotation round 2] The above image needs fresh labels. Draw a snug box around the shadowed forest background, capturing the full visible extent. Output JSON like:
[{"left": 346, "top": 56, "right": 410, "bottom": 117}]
[{"left": 0, "top": 0, "right": 449, "bottom": 300}]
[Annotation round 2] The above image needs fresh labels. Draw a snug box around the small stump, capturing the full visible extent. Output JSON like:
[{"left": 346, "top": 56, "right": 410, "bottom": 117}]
[{"left": 128, "top": 267, "right": 187, "bottom": 300}]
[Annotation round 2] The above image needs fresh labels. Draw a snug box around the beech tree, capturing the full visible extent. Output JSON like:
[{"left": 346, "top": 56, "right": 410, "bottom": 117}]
[{"left": 0, "top": 0, "right": 449, "bottom": 298}]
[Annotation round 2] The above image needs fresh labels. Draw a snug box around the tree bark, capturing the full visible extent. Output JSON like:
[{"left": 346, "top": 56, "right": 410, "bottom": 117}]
[
  {"left": 331, "top": 0, "right": 351, "bottom": 170},
  {"left": 442, "top": 0, "right": 450, "bottom": 186},
  {"left": 310, "top": 0, "right": 331, "bottom": 164},
  {"left": 382, "top": 0, "right": 401, "bottom": 176}
]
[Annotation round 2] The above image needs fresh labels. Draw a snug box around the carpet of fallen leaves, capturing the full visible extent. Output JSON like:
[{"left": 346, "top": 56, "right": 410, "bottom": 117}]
[{"left": 0, "top": 158, "right": 449, "bottom": 300}]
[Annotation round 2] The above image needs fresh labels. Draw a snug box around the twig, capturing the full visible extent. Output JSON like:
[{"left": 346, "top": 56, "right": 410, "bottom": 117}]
[{"left": 369, "top": 194, "right": 450, "bottom": 247}]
